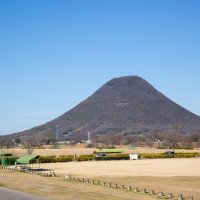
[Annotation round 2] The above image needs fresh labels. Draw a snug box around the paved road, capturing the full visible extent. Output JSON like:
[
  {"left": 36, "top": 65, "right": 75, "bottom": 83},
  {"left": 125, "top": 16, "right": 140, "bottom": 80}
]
[{"left": 0, "top": 187, "right": 49, "bottom": 200}]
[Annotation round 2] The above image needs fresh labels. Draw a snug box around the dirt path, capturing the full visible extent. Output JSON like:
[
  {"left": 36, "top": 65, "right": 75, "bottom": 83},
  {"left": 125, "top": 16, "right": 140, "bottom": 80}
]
[{"left": 0, "top": 187, "right": 49, "bottom": 200}]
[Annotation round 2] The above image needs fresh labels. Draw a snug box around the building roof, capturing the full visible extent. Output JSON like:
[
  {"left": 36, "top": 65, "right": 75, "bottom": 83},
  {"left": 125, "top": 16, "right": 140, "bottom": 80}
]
[
  {"left": 0, "top": 153, "right": 12, "bottom": 157},
  {"left": 94, "top": 149, "right": 124, "bottom": 154},
  {"left": 16, "top": 154, "right": 39, "bottom": 164}
]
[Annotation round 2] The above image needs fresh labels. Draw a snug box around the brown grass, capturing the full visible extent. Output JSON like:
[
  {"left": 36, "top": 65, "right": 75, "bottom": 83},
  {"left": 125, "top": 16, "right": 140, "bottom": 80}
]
[
  {"left": 0, "top": 170, "right": 156, "bottom": 200},
  {"left": 36, "top": 158, "right": 200, "bottom": 177},
  {"left": 8, "top": 146, "right": 200, "bottom": 156},
  {"left": 35, "top": 158, "right": 200, "bottom": 199},
  {"left": 3, "top": 147, "right": 200, "bottom": 199}
]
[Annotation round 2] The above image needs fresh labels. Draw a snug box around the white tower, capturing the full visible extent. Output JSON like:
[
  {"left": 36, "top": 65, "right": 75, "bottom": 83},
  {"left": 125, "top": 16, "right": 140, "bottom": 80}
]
[
  {"left": 56, "top": 125, "right": 59, "bottom": 141},
  {"left": 87, "top": 132, "right": 92, "bottom": 144}
]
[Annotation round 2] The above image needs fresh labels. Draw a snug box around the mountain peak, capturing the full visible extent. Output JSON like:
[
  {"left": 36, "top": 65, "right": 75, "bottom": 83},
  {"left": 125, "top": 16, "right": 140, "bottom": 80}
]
[{"left": 104, "top": 75, "right": 149, "bottom": 88}]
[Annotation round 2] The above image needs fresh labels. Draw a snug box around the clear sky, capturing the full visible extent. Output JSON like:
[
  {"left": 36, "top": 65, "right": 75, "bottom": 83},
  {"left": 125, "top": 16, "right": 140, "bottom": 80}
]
[{"left": 0, "top": 0, "right": 200, "bottom": 135}]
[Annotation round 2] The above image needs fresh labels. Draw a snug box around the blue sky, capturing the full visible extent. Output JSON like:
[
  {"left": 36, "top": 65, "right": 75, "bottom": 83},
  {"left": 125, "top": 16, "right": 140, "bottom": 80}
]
[{"left": 0, "top": 0, "right": 200, "bottom": 135}]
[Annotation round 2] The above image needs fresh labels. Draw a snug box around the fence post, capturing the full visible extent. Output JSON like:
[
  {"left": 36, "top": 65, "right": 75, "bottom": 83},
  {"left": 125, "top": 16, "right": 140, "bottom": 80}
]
[
  {"left": 127, "top": 186, "right": 132, "bottom": 191},
  {"left": 167, "top": 193, "right": 173, "bottom": 198},
  {"left": 142, "top": 188, "right": 147, "bottom": 193},
  {"left": 134, "top": 187, "right": 139, "bottom": 192},
  {"left": 150, "top": 190, "right": 155, "bottom": 195},
  {"left": 120, "top": 185, "right": 125, "bottom": 189},
  {"left": 108, "top": 182, "right": 112, "bottom": 187},
  {"left": 158, "top": 192, "right": 163, "bottom": 197},
  {"left": 178, "top": 194, "right": 183, "bottom": 200}
]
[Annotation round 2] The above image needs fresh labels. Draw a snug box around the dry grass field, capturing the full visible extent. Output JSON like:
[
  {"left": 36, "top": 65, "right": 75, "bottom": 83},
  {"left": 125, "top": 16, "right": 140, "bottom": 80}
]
[
  {"left": 3, "top": 146, "right": 200, "bottom": 199},
  {"left": 7, "top": 146, "right": 200, "bottom": 156},
  {"left": 0, "top": 170, "right": 156, "bottom": 200},
  {"left": 35, "top": 158, "right": 200, "bottom": 199},
  {"left": 38, "top": 158, "right": 200, "bottom": 177}
]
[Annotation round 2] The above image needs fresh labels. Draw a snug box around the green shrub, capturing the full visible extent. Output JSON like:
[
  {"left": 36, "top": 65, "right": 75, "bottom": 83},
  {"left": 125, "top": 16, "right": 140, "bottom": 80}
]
[
  {"left": 95, "top": 153, "right": 129, "bottom": 161},
  {"left": 77, "top": 154, "right": 95, "bottom": 161},
  {"left": 175, "top": 152, "right": 199, "bottom": 158},
  {"left": 39, "top": 155, "right": 57, "bottom": 163},
  {"left": 56, "top": 155, "right": 74, "bottom": 162},
  {"left": 39, "top": 155, "right": 74, "bottom": 163},
  {"left": 96, "top": 146, "right": 116, "bottom": 149},
  {"left": 140, "top": 153, "right": 169, "bottom": 159},
  {"left": 140, "top": 152, "right": 200, "bottom": 159},
  {"left": 157, "top": 146, "right": 194, "bottom": 150},
  {"left": 182, "top": 146, "right": 194, "bottom": 150}
]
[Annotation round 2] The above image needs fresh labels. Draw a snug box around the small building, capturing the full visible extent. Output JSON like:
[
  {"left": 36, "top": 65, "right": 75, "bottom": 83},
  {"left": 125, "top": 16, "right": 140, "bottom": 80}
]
[
  {"left": 129, "top": 153, "right": 139, "bottom": 160},
  {"left": 16, "top": 154, "right": 40, "bottom": 167},
  {"left": 0, "top": 153, "right": 12, "bottom": 166}
]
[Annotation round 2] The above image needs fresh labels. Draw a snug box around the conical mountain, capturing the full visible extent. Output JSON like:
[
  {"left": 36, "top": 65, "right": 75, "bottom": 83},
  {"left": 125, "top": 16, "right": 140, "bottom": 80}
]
[{"left": 9, "top": 76, "right": 200, "bottom": 140}]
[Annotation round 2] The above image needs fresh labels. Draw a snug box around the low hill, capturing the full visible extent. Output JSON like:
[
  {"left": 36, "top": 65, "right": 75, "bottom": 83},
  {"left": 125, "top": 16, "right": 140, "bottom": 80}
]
[{"left": 5, "top": 76, "right": 200, "bottom": 141}]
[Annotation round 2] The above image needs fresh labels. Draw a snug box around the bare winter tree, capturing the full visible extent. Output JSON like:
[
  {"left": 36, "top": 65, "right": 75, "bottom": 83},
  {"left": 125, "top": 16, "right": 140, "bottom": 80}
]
[{"left": 162, "top": 131, "right": 182, "bottom": 149}]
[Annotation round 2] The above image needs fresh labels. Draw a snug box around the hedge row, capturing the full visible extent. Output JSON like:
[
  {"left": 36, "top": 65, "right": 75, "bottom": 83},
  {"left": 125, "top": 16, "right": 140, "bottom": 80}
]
[
  {"left": 175, "top": 152, "right": 199, "bottom": 158},
  {"left": 38, "top": 154, "right": 129, "bottom": 163},
  {"left": 39, "top": 155, "right": 74, "bottom": 163},
  {"left": 76, "top": 154, "right": 95, "bottom": 161},
  {"left": 157, "top": 146, "right": 194, "bottom": 150},
  {"left": 95, "top": 154, "right": 129, "bottom": 161},
  {"left": 1, "top": 152, "right": 199, "bottom": 165},
  {"left": 140, "top": 152, "right": 200, "bottom": 159}
]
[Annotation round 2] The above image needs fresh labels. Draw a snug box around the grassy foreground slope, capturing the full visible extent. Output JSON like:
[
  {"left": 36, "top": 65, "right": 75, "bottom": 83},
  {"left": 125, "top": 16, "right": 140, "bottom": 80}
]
[{"left": 0, "top": 170, "right": 156, "bottom": 200}]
